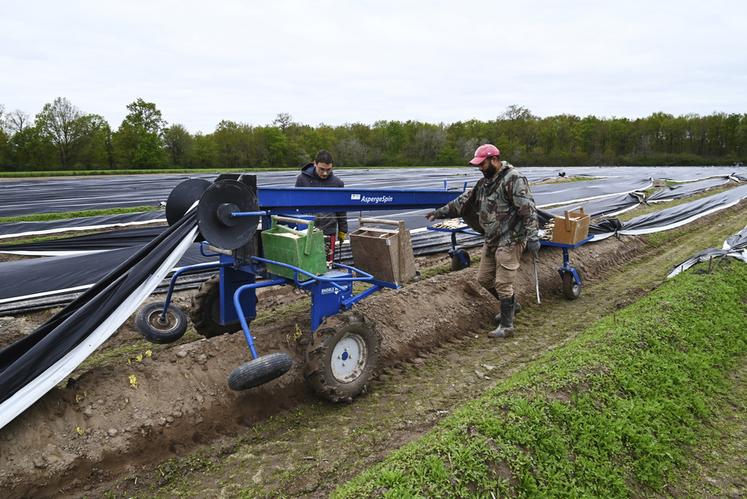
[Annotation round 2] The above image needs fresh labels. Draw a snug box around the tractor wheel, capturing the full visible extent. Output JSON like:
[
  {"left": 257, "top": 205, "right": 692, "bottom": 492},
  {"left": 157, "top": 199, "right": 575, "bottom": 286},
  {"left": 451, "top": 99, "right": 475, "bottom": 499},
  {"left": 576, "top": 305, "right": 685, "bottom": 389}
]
[
  {"left": 191, "top": 275, "right": 241, "bottom": 338},
  {"left": 561, "top": 272, "right": 582, "bottom": 300},
  {"left": 135, "top": 302, "right": 188, "bottom": 344},
  {"left": 450, "top": 249, "right": 471, "bottom": 271},
  {"left": 305, "top": 313, "right": 380, "bottom": 403},
  {"left": 228, "top": 352, "right": 293, "bottom": 391}
]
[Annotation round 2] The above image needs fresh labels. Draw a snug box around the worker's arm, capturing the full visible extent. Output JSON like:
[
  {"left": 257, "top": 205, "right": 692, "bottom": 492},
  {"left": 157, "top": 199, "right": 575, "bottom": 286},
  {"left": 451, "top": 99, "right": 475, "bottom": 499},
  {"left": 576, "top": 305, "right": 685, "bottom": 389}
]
[
  {"left": 427, "top": 188, "right": 474, "bottom": 220},
  {"left": 510, "top": 176, "right": 539, "bottom": 242}
]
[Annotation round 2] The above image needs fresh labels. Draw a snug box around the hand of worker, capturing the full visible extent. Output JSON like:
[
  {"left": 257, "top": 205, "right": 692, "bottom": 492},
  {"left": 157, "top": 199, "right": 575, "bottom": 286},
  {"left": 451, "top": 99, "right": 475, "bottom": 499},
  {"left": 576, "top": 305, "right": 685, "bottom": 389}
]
[
  {"left": 425, "top": 211, "right": 438, "bottom": 222},
  {"left": 526, "top": 239, "right": 541, "bottom": 257},
  {"left": 337, "top": 231, "right": 347, "bottom": 243}
]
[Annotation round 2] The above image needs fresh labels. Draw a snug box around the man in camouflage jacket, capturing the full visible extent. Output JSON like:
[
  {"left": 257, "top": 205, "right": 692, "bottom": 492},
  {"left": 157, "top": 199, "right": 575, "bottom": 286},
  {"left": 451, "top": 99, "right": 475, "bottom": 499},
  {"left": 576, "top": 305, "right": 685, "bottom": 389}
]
[{"left": 427, "top": 144, "right": 540, "bottom": 338}]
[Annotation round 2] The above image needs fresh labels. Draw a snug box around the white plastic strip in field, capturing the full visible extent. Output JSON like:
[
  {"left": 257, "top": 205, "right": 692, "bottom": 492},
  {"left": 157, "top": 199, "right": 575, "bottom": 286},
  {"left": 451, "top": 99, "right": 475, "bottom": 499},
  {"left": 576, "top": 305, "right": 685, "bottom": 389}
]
[
  {"left": 0, "top": 249, "right": 107, "bottom": 257},
  {"left": 0, "top": 285, "right": 92, "bottom": 304},
  {"left": 0, "top": 263, "right": 195, "bottom": 306},
  {"left": 0, "top": 225, "right": 198, "bottom": 431},
  {"left": 0, "top": 218, "right": 167, "bottom": 240}
]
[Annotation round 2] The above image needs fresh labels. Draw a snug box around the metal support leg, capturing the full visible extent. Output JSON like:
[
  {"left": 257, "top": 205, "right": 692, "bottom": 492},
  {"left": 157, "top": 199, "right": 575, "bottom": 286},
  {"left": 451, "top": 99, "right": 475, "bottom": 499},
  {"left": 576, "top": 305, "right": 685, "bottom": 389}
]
[
  {"left": 233, "top": 278, "right": 287, "bottom": 359},
  {"left": 160, "top": 262, "right": 223, "bottom": 318}
]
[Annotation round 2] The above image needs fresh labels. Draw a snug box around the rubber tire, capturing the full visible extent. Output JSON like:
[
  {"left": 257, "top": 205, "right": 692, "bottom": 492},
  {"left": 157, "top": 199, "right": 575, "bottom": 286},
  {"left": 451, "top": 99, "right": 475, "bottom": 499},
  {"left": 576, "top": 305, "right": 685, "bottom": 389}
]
[
  {"left": 562, "top": 272, "right": 582, "bottom": 300},
  {"left": 305, "top": 314, "right": 380, "bottom": 403},
  {"left": 450, "top": 249, "right": 471, "bottom": 271},
  {"left": 190, "top": 275, "right": 241, "bottom": 338},
  {"left": 135, "top": 302, "right": 188, "bottom": 344},
  {"left": 228, "top": 352, "right": 293, "bottom": 391}
]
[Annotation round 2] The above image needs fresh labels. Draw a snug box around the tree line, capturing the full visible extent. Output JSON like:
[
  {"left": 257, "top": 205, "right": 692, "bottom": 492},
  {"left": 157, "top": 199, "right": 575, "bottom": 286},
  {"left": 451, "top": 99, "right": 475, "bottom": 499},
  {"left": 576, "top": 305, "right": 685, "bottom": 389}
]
[{"left": 0, "top": 99, "right": 745, "bottom": 171}]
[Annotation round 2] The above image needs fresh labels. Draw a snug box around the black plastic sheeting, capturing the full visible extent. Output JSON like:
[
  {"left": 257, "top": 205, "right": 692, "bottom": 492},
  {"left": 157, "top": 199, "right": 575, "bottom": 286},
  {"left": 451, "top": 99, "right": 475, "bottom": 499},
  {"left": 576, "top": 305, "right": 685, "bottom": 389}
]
[
  {"left": 0, "top": 168, "right": 542, "bottom": 218},
  {"left": 0, "top": 227, "right": 163, "bottom": 252},
  {"left": 0, "top": 189, "right": 642, "bottom": 255},
  {"left": 546, "top": 192, "right": 644, "bottom": 218},
  {"left": 615, "top": 183, "right": 747, "bottom": 236},
  {"left": 0, "top": 170, "right": 743, "bottom": 314},
  {"left": 726, "top": 225, "right": 747, "bottom": 249},
  {"left": 647, "top": 176, "right": 734, "bottom": 202},
  {"left": 2, "top": 166, "right": 743, "bottom": 218},
  {"left": 5, "top": 166, "right": 742, "bottom": 240},
  {"left": 0, "top": 210, "right": 165, "bottom": 239},
  {"left": 668, "top": 224, "right": 747, "bottom": 278},
  {"left": 0, "top": 210, "right": 198, "bottom": 413},
  {"left": 0, "top": 243, "right": 207, "bottom": 301},
  {"left": 0, "top": 172, "right": 652, "bottom": 239}
]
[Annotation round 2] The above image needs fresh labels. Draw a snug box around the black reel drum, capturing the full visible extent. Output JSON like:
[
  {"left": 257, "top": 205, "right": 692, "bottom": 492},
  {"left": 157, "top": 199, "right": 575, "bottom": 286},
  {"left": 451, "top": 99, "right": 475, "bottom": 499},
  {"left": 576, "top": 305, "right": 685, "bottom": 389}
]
[
  {"left": 165, "top": 178, "right": 212, "bottom": 226},
  {"left": 197, "top": 179, "right": 260, "bottom": 250}
]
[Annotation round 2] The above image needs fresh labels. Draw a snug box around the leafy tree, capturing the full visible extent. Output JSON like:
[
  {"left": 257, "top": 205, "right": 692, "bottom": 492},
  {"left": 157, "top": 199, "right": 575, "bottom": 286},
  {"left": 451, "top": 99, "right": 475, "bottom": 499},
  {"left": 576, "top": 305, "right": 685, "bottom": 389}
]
[
  {"left": 113, "top": 98, "right": 167, "bottom": 168},
  {"left": 9, "top": 125, "right": 56, "bottom": 169},
  {"left": 0, "top": 105, "right": 9, "bottom": 167},
  {"left": 187, "top": 132, "right": 218, "bottom": 167},
  {"left": 6, "top": 109, "right": 31, "bottom": 135},
  {"left": 262, "top": 126, "right": 290, "bottom": 167},
  {"left": 273, "top": 112, "right": 294, "bottom": 132},
  {"left": 35, "top": 97, "right": 85, "bottom": 167},
  {"left": 75, "top": 114, "right": 113, "bottom": 168},
  {"left": 163, "top": 124, "right": 193, "bottom": 166}
]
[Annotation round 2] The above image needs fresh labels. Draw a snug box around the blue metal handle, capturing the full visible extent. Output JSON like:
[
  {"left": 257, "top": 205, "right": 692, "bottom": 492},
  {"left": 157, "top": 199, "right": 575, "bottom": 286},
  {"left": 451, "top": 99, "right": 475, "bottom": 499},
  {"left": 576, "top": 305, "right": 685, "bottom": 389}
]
[
  {"left": 251, "top": 256, "right": 375, "bottom": 291},
  {"left": 230, "top": 210, "right": 267, "bottom": 218},
  {"left": 199, "top": 242, "right": 222, "bottom": 258}
]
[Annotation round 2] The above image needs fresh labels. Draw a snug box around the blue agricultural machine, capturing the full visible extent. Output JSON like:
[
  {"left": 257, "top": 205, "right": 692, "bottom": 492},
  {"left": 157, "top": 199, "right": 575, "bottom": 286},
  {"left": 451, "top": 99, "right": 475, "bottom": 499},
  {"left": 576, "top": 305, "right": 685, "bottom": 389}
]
[{"left": 135, "top": 174, "right": 460, "bottom": 402}]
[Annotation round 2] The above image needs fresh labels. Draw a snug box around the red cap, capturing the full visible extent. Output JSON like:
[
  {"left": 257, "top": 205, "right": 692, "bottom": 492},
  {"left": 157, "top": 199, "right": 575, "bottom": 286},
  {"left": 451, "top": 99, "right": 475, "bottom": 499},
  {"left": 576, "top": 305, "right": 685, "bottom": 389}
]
[{"left": 469, "top": 144, "right": 500, "bottom": 165}]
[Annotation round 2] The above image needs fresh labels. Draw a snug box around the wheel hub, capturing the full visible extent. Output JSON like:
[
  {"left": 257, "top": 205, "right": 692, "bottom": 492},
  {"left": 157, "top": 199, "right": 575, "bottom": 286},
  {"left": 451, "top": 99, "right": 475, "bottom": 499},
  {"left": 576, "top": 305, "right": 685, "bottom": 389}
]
[
  {"left": 331, "top": 333, "right": 367, "bottom": 383},
  {"left": 149, "top": 310, "right": 176, "bottom": 331}
]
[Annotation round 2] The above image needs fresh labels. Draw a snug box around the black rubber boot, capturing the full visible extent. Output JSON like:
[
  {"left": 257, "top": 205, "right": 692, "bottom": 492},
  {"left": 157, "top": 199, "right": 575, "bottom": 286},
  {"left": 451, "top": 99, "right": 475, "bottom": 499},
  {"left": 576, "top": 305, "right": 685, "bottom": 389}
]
[
  {"left": 488, "top": 297, "right": 515, "bottom": 338},
  {"left": 494, "top": 295, "right": 521, "bottom": 324}
]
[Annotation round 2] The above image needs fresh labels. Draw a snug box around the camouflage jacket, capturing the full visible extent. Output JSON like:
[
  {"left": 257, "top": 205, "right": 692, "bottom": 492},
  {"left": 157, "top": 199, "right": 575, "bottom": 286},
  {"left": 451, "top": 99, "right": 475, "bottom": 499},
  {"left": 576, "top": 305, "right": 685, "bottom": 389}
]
[{"left": 433, "top": 162, "right": 539, "bottom": 248}]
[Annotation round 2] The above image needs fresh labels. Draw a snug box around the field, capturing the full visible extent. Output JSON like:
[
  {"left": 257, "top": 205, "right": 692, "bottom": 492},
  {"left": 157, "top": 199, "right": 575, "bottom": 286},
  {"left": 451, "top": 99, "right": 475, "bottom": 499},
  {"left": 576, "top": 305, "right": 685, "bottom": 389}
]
[{"left": 0, "top": 169, "right": 745, "bottom": 497}]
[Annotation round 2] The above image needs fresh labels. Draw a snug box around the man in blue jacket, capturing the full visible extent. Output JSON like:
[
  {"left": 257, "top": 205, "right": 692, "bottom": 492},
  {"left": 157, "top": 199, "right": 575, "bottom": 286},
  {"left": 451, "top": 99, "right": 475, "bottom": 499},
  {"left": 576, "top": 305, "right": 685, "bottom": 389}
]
[{"left": 295, "top": 150, "right": 349, "bottom": 261}]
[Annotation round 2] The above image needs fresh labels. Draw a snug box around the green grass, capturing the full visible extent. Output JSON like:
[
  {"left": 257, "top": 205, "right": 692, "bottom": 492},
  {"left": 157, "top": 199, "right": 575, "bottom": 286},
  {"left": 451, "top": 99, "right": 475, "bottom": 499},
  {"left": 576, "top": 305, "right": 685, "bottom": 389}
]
[
  {"left": 0, "top": 205, "right": 161, "bottom": 224},
  {"left": 533, "top": 175, "right": 602, "bottom": 185},
  {"left": 334, "top": 262, "right": 747, "bottom": 498}
]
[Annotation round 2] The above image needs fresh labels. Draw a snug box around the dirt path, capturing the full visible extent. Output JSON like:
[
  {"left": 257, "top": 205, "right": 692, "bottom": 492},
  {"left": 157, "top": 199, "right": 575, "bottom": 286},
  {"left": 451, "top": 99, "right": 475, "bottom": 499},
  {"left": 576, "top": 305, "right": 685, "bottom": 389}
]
[{"left": 76, "top": 204, "right": 747, "bottom": 498}]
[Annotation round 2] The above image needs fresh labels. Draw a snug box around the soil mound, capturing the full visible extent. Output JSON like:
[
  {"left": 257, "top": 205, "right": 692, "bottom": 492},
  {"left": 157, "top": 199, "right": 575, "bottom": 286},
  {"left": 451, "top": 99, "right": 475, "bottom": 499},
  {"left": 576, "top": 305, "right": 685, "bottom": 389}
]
[{"left": 0, "top": 236, "right": 645, "bottom": 496}]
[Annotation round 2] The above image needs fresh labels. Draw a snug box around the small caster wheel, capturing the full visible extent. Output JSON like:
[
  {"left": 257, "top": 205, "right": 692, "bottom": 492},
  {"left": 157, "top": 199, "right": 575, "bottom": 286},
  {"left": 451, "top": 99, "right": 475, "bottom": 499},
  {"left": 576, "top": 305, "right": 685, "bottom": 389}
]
[
  {"left": 228, "top": 352, "right": 293, "bottom": 390},
  {"left": 561, "top": 272, "right": 582, "bottom": 300},
  {"left": 135, "top": 302, "right": 188, "bottom": 344},
  {"left": 450, "top": 248, "right": 471, "bottom": 271}
]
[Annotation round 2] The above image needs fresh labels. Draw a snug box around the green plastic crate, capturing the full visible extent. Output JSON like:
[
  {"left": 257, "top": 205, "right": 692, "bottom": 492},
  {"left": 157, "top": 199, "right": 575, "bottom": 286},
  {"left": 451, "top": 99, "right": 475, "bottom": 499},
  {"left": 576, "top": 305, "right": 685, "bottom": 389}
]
[{"left": 261, "top": 216, "right": 326, "bottom": 281}]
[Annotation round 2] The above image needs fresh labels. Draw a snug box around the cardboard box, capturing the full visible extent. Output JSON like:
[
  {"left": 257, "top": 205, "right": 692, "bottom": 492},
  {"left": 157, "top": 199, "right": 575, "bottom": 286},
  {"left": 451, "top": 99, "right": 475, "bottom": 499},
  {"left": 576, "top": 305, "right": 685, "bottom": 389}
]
[{"left": 551, "top": 207, "right": 590, "bottom": 244}]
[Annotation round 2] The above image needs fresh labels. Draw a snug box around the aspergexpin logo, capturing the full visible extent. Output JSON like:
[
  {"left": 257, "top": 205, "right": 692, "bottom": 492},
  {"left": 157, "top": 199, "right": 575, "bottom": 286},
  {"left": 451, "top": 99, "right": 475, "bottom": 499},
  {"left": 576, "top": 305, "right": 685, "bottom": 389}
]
[
  {"left": 350, "top": 193, "right": 394, "bottom": 204},
  {"left": 361, "top": 195, "right": 394, "bottom": 204}
]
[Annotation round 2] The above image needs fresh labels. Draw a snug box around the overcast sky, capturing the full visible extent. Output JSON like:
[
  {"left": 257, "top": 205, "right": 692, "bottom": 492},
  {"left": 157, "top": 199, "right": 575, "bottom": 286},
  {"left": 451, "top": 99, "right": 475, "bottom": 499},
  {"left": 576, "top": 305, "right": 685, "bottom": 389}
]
[{"left": 2, "top": 0, "right": 746, "bottom": 133}]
